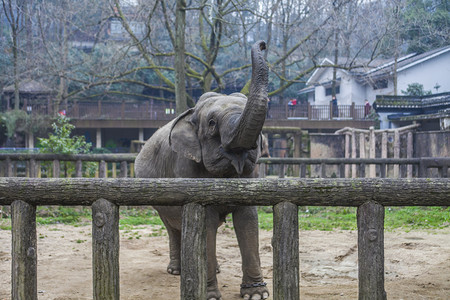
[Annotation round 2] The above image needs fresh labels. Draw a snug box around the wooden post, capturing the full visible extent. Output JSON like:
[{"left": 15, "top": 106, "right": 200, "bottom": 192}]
[
  {"left": 181, "top": 203, "right": 207, "bottom": 300},
  {"left": 12, "top": 200, "right": 37, "bottom": 300},
  {"left": 99, "top": 160, "right": 107, "bottom": 178},
  {"left": 112, "top": 162, "right": 117, "bottom": 178},
  {"left": 273, "top": 202, "right": 299, "bottom": 300},
  {"left": 345, "top": 133, "right": 350, "bottom": 177},
  {"left": 6, "top": 157, "right": 13, "bottom": 177},
  {"left": 320, "top": 162, "right": 326, "bottom": 178},
  {"left": 352, "top": 129, "right": 357, "bottom": 178},
  {"left": 279, "top": 164, "right": 285, "bottom": 178},
  {"left": 381, "top": 133, "right": 387, "bottom": 178},
  {"left": 357, "top": 201, "right": 386, "bottom": 300},
  {"left": 76, "top": 160, "right": 83, "bottom": 177},
  {"left": 120, "top": 161, "right": 128, "bottom": 178},
  {"left": 30, "top": 159, "right": 36, "bottom": 178},
  {"left": 259, "top": 163, "right": 266, "bottom": 178},
  {"left": 293, "top": 133, "right": 301, "bottom": 175},
  {"left": 53, "top": 159, "right": 60, "bottom": 178},
  {"left": 407, "top": 132, "right": 413, "bottom": 178},
  {"left": 360, "top": 133, "right": 366, "bottom": 178},
  {"left": 339, "top": 163, "right": 345, "bottom": 178},
  {"left": 369, "top": 127, "right": 376, "bottom": 178},
  {"left": 92, "top": 199, "right": 120, "bottom": 300},
  {"left": 394, "top": 130, "right": 400, "bottom": 178},
  {"left": 300, "top": 163, "right": 306, "bottom": 178}
]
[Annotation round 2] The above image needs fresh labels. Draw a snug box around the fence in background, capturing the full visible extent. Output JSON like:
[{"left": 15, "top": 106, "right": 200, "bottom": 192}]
[{"left": 1, "top": 154, "right": 448, "bottom": 179}]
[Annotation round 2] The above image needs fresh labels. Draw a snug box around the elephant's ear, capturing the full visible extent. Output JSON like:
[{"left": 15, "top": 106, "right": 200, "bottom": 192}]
[{"left": 169, "top": 109, "right": 202, "bottom": 163}]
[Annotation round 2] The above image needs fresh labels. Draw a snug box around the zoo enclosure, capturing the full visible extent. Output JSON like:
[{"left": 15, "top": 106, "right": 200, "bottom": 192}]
[{"left": 0, "top": 177, "right": 449, "bottom": 300}]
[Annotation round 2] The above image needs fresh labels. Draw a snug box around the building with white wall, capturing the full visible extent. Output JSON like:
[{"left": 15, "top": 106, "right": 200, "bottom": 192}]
[{"left": 299, "top": 45, "right": 450, "bottom": 108}]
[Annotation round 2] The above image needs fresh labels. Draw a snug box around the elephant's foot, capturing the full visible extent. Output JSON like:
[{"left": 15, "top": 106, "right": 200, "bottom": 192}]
[
  {"left": 207, "top": 286, "right": 222, "bottom": 300},
  {"left": 166, "top": 259, "right": 181, "bottom": 275},
  {"left": 240, "top": 282, "right": 269, "bottom": 300}
]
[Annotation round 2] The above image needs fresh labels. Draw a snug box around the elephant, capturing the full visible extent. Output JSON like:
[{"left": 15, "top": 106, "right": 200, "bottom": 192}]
[{"left": 134, "top": 40, "right": 269, "bottom": 300}]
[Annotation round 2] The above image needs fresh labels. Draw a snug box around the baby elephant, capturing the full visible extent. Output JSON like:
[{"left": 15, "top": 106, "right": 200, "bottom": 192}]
[{"left": 135, "top": 40, "right": 269, "bottom": 300}]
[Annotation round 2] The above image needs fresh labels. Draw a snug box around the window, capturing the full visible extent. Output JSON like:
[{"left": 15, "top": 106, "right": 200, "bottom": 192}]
[
  {"left": 373, "top": 79, "right": 388, "bottom": 90},
  {"left": 325, "top": 85, "right": 340, "bottom": 96}
]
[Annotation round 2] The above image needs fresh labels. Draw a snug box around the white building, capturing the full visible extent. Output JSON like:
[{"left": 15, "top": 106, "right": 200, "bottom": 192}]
[{"left": 299, "top": 45, "right": 450, "bottom": 107}]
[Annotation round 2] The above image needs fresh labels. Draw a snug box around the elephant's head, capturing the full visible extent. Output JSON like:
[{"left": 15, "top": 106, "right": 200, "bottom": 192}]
[{"left": 169, "top": 41, "right": 268, "bottom": 177}]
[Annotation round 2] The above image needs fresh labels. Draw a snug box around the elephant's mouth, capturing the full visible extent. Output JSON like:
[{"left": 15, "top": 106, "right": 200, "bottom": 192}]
[{"left": 219, "top": 146, "right": 248, "bottom": 176}]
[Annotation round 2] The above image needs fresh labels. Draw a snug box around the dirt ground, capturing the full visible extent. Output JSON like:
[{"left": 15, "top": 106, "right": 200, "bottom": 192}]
[{"left": 0, "top": 224, "right": 449, "bottom": 300}]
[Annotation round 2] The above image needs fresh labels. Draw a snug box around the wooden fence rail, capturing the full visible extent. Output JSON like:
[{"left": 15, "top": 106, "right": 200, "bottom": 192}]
[
  {"left": 1, "top": 154, "right": 449, "bottom": 179},
  {"left": 0, "top": 178, "right": 449, "bottom": 300}
]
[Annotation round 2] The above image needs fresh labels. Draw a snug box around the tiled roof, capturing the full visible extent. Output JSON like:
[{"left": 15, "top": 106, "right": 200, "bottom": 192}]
[{"left": 375, "top": 93, "right": 450, "bottom": 109}]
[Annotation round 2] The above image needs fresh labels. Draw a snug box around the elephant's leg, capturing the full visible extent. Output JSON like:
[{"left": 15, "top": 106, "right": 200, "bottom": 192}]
[
  {"left": 206, "top": 208, "right": 222, "bottom": 300},
  {"left": 160, "top": 216, "right": 182, "bottom": 275},
  {"left": 232, "top": 206, "right": 269, "bottom": 300}
]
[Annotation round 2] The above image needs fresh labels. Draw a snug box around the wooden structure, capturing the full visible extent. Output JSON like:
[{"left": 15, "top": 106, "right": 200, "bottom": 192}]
[
  {"left": 0, "top": 177, "right": 449, "bottom": 300},
  {"left": 336, "top": 123, "right": 421, "bottom": 178},
  {"left": 1, "top": 153, "right": 448, "bottom": 179}
]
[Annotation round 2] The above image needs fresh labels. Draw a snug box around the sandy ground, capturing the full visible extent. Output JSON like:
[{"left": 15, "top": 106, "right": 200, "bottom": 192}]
[{"left": 0, "top": 224, "right": 449, "bottom": 300}]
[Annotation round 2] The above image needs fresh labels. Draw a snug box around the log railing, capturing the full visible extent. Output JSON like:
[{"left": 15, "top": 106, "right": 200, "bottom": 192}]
[
  {"left": 0, "top": 177, "right": 449, "bottom": 299},
  {"left": 1, "top": 154, "right": 448, "bottom": 179}
]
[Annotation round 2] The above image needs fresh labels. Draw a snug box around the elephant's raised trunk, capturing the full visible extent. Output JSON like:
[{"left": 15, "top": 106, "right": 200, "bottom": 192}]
[{"left": 223, "top": 41, "right": 268, "bottom": 152}]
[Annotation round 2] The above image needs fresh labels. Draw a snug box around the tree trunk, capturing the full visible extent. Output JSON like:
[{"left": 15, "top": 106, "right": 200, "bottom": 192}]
[{"left": 174, "top": 0, "right": 188, "bottom": 115}]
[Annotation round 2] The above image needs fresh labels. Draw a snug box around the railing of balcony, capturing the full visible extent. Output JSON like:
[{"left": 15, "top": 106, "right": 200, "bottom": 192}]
[{"left": 12, "top": 100, "right": 370, "bottom": 121}]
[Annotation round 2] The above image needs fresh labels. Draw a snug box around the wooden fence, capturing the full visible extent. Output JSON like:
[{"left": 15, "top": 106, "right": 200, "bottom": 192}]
[
  {"left": 0, "top": 177, "right": 449, "bottom": 299},
  {"left": 1, "top": 154, "right": 448, "bottom": 179}
]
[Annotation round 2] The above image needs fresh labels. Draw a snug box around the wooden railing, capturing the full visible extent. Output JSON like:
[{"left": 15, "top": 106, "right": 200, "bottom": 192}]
[
  {"left": 13, "top": 101, "right": 369, "bottom": 121},
  {"left": 1, "top": 154, "right": 448, "bottom": 179},
  {"left": 0, "top": 177, "right": 449, "bottom": 299},
  {"left": 258, "top": 157, "right": 450, "bottom": 179}
]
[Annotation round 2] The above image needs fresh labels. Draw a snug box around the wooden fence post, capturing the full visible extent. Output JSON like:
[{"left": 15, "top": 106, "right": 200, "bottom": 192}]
[
  {"left": 273, "top": 202, "right": 299, "bottom": 300},
  {"left": 181, "top": 203, "right": 207, "bottom": 300},
  {"left": 120, "top": 161, "right": 128, "bottom": 178},
  {"left": 369, "top": 127, "right": 376, "bottom": 178},
  {"left": 92, "top": 199, "right": 120, "bottom": 300},
  {"left": 99, "top": 160, "right": 107, "bottom": 178},
  {"left": 12, "top": 200, "right": 37, "bottom": 300},
  {"left": 357, "top": 201, "right": 386, "bottom": 300},
  {"left": 53, "top": 159, "right": 60, "bottom": 178},
  {"left": 351, "top": 130, "right": 357, "bottom": 178},
  {"left": 76, "top": 160, "right": 83, "bottom": 178},
  {"left": 407, "top": 132, "right": 413, "bottom": 178},
  {"left": 394, "top": 130, "right": 400, "bottom": 178}
]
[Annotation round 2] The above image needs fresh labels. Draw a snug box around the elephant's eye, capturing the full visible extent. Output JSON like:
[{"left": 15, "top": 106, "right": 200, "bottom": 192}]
[{"left": 208, "top": 119, "right": 217, "bottom": 135}]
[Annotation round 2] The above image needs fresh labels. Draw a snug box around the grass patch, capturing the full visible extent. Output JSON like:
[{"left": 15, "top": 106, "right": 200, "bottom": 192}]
[
  {"left": 119, "top": 207, "right": 164, "bottom": 227},
  {"left": 0, "top": 206, "right": 448, "bottom": 232},
  {"left": 258, "top": 206, "right": 450, "bottom": 231},
  {"left": 36, "top": 206, "right": 91, "bottom": 225}
]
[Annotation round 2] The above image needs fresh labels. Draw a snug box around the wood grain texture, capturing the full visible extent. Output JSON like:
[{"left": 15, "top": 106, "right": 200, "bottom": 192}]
[
  {"left": 273, "top": 202, "right": 299, "bottom": 300},
  {"left": 357, "top": 201, "right": 386, "bottom": 300},
  {"left": 0, "top": 178, "right": 448, "bottom": 206},
  {"left": 12, "top": 200, "right": 37, "bottom": 300},
  {"left": 92, "top": 199, "right": 120, "bottom": 300},
  {"left": 181, "top": 203, "right": 207, "bottom": 300}
]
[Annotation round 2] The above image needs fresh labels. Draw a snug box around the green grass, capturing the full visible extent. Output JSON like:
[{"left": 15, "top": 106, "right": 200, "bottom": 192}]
[
  {"left": 0, "top": 206, "right": 448, "bottom": 232},
  {"left": 259, "top": 206, "right": 450, "bottom": 231}
]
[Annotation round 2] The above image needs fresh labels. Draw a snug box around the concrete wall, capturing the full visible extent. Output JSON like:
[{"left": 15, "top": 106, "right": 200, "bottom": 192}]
[
  {"left": 414, "top": 131, "right": 449, "bottom": 157},
  {"left": 310, "top": 133, "right": 345, "bottom": 177}
]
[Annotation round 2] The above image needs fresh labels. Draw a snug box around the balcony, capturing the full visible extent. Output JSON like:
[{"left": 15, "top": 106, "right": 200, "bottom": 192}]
[{"left": 19, "top": 100, "right": 370, "bottom": 121}]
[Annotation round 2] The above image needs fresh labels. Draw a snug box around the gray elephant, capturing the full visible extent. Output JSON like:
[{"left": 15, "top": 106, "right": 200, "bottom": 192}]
[{"left": 135, "top": 41, "right": 269, "bottom": 300}]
